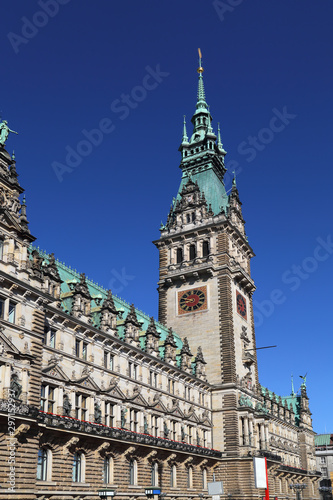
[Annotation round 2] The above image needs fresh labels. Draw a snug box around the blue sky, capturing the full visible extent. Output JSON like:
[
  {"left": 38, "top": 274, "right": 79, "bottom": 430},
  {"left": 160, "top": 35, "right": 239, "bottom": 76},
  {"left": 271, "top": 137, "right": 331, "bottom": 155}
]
[{"left": 1, "top": 1, "right": 333, "bottom": 434}]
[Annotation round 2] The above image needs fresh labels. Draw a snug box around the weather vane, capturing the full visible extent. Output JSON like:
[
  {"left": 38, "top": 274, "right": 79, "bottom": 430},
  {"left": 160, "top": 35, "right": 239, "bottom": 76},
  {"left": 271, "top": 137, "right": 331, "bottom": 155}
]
[{"left": 197, "top": 48, "right": 204, "bottom": 73}]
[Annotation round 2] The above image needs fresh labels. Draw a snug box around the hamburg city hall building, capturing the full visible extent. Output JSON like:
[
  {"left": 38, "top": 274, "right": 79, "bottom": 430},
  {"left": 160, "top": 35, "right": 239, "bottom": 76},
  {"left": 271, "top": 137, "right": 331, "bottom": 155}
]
[{"left": 0, "top": 55, "right": 320, "bottom": 500}]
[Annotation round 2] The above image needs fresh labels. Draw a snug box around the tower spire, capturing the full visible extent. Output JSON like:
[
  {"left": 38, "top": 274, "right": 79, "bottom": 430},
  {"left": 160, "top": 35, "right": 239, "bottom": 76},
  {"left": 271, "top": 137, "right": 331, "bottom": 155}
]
[
  {"left": 196, "top": 48, "right": 208, "bottom": 111},
  {"left": 182, "top": 115, "right": 188, "bottom": 143}
]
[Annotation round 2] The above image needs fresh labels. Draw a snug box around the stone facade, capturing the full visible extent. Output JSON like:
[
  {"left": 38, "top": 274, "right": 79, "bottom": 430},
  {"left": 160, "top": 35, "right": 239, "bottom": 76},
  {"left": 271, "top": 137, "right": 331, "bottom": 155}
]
[
  {"left": 0, "top": 58, "right": 321, "bottom": 500},
  {"left": 315, "top": 434, "right": 333, "bottom": 500}
]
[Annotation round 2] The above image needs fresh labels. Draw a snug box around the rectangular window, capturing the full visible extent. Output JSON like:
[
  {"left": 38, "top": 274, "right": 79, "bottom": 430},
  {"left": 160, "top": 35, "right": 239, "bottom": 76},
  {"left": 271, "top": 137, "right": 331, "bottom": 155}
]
[
  {"left": 47, "top": 387, "right": 55, "bottom": 413},
  {"left": 151, "top": 415, "right": 159, "bottom": 437},
  {"left": 188, "top": 426, "right": 192, "bottom": 444},
  {"left": 75, "top": 339, "right": 81, "bottom": 357},
  {"left": 8, "top": 302, "right": 15, "bottom": 323},
  {"left": 203, "top": 429, "right": 207, "bottom": 447},
  {"left": 82, "top": 342, "right": 88, "bottom": 361},
  {"left": 320, "top": 456, "right": 326, "bottom": 464},
  {"left": 40, "top": 384, "right": 55, "bottom": 413},
  {"left": 129, "top": 362, "right": 137, "bottom": 380},
  {"left": 105, "top": 352, "right": 114, "bottom": 370},
  {"left": 105, "top": 402, "right": 115, "bottom": 427},
  {"left": 75, "top": 394, "right": 88, "bottom": 420},
  {"left": 168, "top": 378, "right": 175, "bottom": 394},
  {"left": 172, "top": 421, "right": 177, "bottom": 441},
  {"left": 40, "top": 385, "right": 46, "bottom": 411},
  {"left": 150, "top": 371, "right": 157, "bottom": 387},
  {"left": 0, "top": 298, "right": 5, "bottom": 319},
  {"left": 0, "top": 240, "right": 3, "bottom": 260},
  {"left": 49, "top": 330, "right": 56, "bottom": 348},
  {"left": 130, "top": 409, "right": 139, "bottom": 433}
]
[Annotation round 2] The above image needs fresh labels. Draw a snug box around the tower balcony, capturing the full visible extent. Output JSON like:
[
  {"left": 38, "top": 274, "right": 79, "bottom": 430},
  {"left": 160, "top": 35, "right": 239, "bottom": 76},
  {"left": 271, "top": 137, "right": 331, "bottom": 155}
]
[{"left": 163, "top": 258, "right": 214, "bottom": 284}]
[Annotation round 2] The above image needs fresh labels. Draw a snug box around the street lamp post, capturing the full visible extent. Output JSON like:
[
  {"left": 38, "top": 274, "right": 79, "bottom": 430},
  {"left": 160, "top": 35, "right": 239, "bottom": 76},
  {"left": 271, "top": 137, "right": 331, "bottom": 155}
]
[
  {"left": 319, "top": 486, "right": 333, "bottom": 500},
  {"left": 289, "top": 483, "right": 307, "bottom": 500}
]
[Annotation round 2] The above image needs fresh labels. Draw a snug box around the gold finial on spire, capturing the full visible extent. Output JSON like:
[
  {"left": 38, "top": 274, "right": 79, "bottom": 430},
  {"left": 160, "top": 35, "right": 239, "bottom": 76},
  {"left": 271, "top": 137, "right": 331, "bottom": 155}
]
[{"left": 197, "top": 48, "right": 204, "bottom": 73}]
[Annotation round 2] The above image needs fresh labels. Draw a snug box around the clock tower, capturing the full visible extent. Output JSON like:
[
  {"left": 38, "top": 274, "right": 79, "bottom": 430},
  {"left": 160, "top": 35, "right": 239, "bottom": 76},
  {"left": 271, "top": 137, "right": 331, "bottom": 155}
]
[{"left": 153, "top": 52, "right": 259, "bottom": 452}]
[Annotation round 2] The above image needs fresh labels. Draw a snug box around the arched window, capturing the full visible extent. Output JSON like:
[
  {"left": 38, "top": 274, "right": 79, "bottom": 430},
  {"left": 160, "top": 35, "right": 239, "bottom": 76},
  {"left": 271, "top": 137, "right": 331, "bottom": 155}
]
[
  {"left": 189, "top": 244, "right": 196, "bottom": 261},
  {"left": 170, "top": 464, "right": 177, "bottom": 487},
  {"left": 129, "top": 459, "right": 137, "bottom": 485},
  {"left": 151, "top": 462, "right": 159, "bottom": 486},
  {"left": 73, "top": 452, "right": 85, "bottom": 483},
  {"left": 202, "top": 240, "right": 210, "bottom": 257},
  {"left": 37, "top": 448, "right": 51, "bottom": 481},
  {"left": 103, "top": 456, "right": 113, "bottom": 484},
  {"left": 202, "top": 467, "right": 207, "bottom": 489},
  {"left": 187, "top": 465, "right": 193, "bottom": 488},
  {"left": 176, "top": 248, "right": 183, "bottom": 264}
]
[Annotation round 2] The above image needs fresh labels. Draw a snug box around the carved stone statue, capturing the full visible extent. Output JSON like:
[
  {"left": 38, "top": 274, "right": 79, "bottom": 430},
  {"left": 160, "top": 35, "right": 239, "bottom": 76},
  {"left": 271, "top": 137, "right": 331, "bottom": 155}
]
[
  {"left": 121, "top": 407, "right": 127, "bottom": 428},
  {"left": 164, "top": 421, "right": 169, "bottom": 438},
  {"left": 0, "top": 120, "right": 18, "bottom": 146},
  {"left": 10, "top": 373, "right": 22, "bottom": 399},
  {"left": 63, "top": 394, "right": 72, "bottom": 416},
  {"left": 94, "top": 401, "right": 102, "bottom": 424}
]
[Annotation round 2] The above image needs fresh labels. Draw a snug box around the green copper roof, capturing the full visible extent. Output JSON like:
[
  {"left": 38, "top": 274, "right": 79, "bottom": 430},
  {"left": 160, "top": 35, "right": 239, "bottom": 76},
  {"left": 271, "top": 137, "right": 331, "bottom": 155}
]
[
  {"left": 315, "top": 434, "right": 332, "bottom": 446},
  {"left": 176, "top": 169, "right": 229, "bottom": 215},
  {"left": 32, "top": 246, "right": 186, "bottom": 366},
  {"left": 261, "top": 386, "right": 302, "bottom": 426}
]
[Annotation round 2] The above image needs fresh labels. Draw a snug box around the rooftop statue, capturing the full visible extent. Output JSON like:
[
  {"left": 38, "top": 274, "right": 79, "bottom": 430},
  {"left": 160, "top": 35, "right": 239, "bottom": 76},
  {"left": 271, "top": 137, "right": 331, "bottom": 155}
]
[{"left": 0, "top": 120, "right": 18, "bottom": 146}]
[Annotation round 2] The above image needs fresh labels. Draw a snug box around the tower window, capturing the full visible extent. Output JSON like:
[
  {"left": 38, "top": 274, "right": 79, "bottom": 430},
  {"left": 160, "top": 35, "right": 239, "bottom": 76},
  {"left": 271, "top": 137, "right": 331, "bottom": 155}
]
[
  {"left": 203, "top": 240, "right": 210, "bottom": 257},
  {"left": 176, "top": 248, "right": 183, "bottom": 264},
  {"left": 189, "top": 244, "right": 196, "bottom": 260}
]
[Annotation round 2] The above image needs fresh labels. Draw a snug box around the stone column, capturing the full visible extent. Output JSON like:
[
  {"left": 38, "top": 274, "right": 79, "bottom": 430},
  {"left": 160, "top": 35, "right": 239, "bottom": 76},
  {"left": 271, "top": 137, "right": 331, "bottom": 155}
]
[
  {"left": 101, "top": 399, "right": 106, "bottom": 425},
  {"left": 0, "top": 365, "right": 5, "bottom": 398},
  {"left": 70, "top": 390, "right": 76, "bottom": 418},
  {"left": 264, "top": 424, "right": 269, "bottom": 450},
  {"left": 89, "top": 395, "right": 95, "bottom": 422},
  {"left": 57, "top": 385, "right": 64, "bottom": 416},
  {"left": 244, "top": 416, "right": 249, "bottom": 445},
  {"left": 20, "top": 244, "right": 28, "bottom": 270},
  {"left": 7, "top": 238, "right": 14, "bottom": 263},
  {"left": 249, "top": 417, "right": 254, "bottom": 447},
  {"left": 3, "top": 363, "right": 12, "bottom": 398},
  {"left": 260, "top": 422, "right": 265, "bottom": 450},
  {"left": 115, "top": 405, "right": 121, "bottom": 428},
  {"left": 21, "top": 369, "right": 28, "bottom": 403}
]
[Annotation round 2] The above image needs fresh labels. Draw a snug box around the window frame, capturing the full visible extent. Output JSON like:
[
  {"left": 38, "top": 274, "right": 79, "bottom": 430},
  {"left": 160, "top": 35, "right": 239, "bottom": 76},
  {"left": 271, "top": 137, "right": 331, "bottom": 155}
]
[
  {"left": 72, "top": 452, "right": 85, "bottom": 483},
  {"left": 37, "top": 448, "right": 49, "bottom": 481}
]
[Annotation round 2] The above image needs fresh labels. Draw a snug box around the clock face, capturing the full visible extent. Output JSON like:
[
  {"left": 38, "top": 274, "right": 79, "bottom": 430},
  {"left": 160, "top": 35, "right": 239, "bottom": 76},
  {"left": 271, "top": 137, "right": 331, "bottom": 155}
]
[
  {"left": 236, "top": 291, "right": 247, "bottom": 320},
  {"left": 178, "top": 286, "right": 207, "bottom": 315}
]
